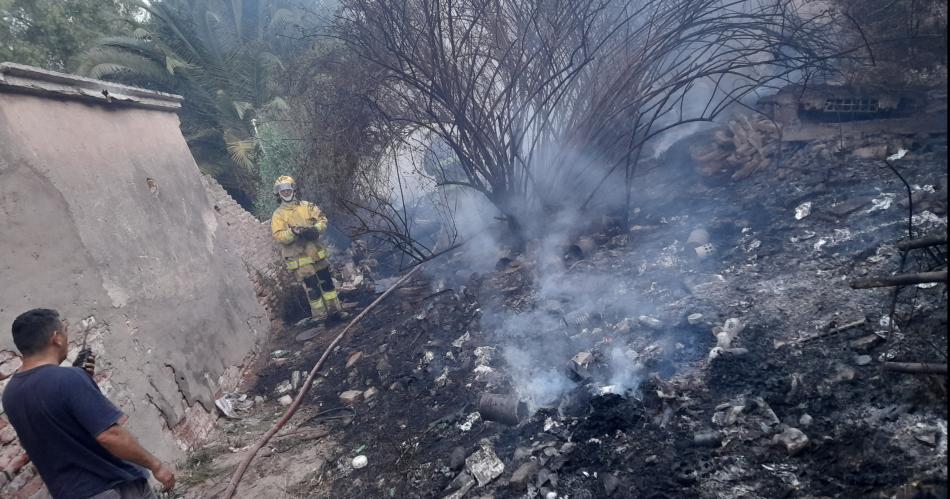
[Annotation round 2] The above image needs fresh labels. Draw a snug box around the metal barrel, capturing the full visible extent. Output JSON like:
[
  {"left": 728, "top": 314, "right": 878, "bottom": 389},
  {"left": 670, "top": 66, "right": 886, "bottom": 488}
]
[{"left": 477, "top": 393, "right": 528, "bottom": 426}]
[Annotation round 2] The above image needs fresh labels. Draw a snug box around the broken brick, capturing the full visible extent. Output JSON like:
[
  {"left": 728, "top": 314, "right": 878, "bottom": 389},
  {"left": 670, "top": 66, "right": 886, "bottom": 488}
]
[
  {"left": 346, "top": 351, "right": 363, "bottom": 369},
  {"left": 0, "top": 464, "right": 34, "bottom": 497},
  {"left": 339, "top": 390, "right": 364, "bottom": 405},
  {"left": 0, "top": 445, "right": 21, "bottom": 472},
  {"left": 0, "top": 426, "right": 17, "bottom": 445},
  {"left": 4, "top": 451, "right": 30, "bottom": 476},
  {"left": 17, "top": 473, "right": 45, "bottom": 498}
]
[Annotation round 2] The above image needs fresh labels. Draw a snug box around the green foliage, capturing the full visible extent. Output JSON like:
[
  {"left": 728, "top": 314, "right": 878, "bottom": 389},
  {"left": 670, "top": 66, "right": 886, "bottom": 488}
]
[
  {"left": 0, "top": 0, "right": 138, "bottom": 70},
  {"left": 75, "top": 0, "right": 305, "bottom": 203},
  {"left": 253, "top": 122, "right": 304, "bottom": 218}
]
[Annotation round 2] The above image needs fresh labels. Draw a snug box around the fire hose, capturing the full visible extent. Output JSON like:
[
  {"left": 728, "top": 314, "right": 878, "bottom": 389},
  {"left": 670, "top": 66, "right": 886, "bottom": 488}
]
[{"left": 221, "top": 265, "right": 423, "bottom": 498}]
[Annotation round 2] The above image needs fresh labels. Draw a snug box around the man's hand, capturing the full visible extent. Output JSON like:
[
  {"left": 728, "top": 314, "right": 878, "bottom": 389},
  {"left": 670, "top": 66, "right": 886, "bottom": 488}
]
[
  {"left": 151, "top": 462, "right": 176, "bottom": 491},
  {"left": 291, "top": 226, "right": 304, "bottom": 235},
  {"left": 72, "top": 350, "right": 95, "bottom": 377},
  {"left": 96, "top": 425, "right": 174, "bottom": 492}
]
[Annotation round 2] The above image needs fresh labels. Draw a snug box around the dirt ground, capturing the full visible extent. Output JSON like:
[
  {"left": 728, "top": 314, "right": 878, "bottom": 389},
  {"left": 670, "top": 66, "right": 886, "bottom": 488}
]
[{"left": 176, "top": 132, "right": 948, "bottom": 498}]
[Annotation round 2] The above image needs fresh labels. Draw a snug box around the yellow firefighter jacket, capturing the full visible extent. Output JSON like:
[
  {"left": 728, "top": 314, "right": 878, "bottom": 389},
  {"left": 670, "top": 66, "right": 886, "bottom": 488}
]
[{"left": 271, "top": 200, "right": 330, "bottom": 273}]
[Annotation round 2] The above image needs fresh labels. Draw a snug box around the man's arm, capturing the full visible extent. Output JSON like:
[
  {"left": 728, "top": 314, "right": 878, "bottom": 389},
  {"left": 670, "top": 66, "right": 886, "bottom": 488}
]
[
  {"left": 63, "top": 369, "right": 175, "bottom": 491},
  {"left": 96, "top": 425, "right": 175, "bottom": 491}
]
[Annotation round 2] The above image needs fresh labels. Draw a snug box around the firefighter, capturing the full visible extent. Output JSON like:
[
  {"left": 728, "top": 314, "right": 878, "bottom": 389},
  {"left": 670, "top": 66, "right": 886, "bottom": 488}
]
[{"left": 271, "top": 175, "right": 344, "bottom": 322}]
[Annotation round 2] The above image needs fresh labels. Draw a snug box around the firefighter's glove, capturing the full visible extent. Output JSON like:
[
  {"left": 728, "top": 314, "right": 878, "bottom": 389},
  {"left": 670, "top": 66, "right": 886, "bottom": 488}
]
[{"left": 299, "top": 227, "right": 320, "bottom": 241}]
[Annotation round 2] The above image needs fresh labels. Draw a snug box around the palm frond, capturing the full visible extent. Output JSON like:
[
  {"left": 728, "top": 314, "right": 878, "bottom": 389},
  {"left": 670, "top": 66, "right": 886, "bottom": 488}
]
[
  {"left": 263, "top": 96, "right": 290, "bottom": 114},
  {"left": 165, "top": 55, "right": 191, "bottom": 74},
  {"left": 227, "top": 138, "right": 258, "bottom": 170},
  {"left": 233, "top": 100, "right": 255, "bottom": 119}
]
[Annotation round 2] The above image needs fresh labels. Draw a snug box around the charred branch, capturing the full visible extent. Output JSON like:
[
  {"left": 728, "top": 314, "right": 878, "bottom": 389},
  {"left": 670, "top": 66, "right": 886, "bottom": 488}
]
[
  {"left": 896, "top": 234, "right": 948, "bottom": 252},
  {"left": 883, "top": 362, "right": 948, "bottom": 375},
  {"left": 850, "top": 271, "right": 948, "bottom": 289},
  {"left": 335, "top": 0, "right": 863, "bottom": 231}
]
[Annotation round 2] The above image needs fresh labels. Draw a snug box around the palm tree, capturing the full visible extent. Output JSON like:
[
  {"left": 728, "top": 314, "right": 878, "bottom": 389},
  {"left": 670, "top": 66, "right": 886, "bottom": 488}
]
[{"left": 76, "top": 0, "right": 296, "bottom": 204}]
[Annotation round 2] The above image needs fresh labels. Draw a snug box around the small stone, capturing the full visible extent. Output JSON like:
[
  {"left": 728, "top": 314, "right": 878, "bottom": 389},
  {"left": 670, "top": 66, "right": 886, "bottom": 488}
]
[
  {"left": 474, "top": 365, "right": 501, "bottom": 384},
  {"left": 474, "top": 346, "right": 496, "bottom": 366},
  {"left": 271, "top": 350, "right": 290, "bottom": 359},
  {"left": 687, "top": 313, "right": 703, "bottom": 325},
  {"left": 855, "top": 355, "right": 873, "bottom": 366},
  {"left": 364, "top": 387, "right": 379, "bottom": 400},
  {"left": 512, "top": 446, "right": 531, "bottom": 462},
  {"left": 452, "top": 333, "right": 471, "bottom": 349},
  {"left": 346, "top": 351, "right": 364, "bottom": 369},
  {"left": 465, "top": 445, "right": 505, "bottom": 487},
  {"left": 449, "top": 446, "right": 467, "bottom": 470},
  {"left": 275, "top": 380, "right": 293, "bottom": 395},
  {"left": 509, "top": 461, "right": 541, "bottom": 488},
  {"left": 444, "top": 472, "right": 476, "bottom": 497},
  {"left": 340, "top": 390, "right": 364, "bottom": 405},
  {"left": 254, "top": 396, "right": 265, "bottom": 405},
  {"left": 278, "top": 395, "right": 293, "bottom": 406},
  {"left": 638, "top": 315, "right": 664, "bottom": 330},
  {"left": 614, "top": 319, "right": 632, "bottom": 335},
  {"left": 352, "top": 455, "right": 368, "bottom": 469},
  {"left": 799, "top": 414, "right": 813, "bottom": 427},
  {"left": 829, "top": 365, "right": 856, "bottom": 383},
  {"left": 914, "top": 432, "right": 937, "bottom": 447},
  {"left": 259, "top": 447, "right": 274, "bottom": 457},
  {"left": 602, "top": 473, "right": 621, "bottom": 496},
  {"left": 376, "top": 356, "right": 392, "bottom": 378},
  {"left": 773, "top": 427, "right": 809, "bottom": 456},
  {"left": 850, "top": 334, "right": 884, "bottom": 352}
]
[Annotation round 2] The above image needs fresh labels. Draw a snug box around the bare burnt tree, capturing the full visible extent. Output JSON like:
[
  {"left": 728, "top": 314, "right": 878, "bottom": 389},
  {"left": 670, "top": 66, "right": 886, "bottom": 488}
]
[
  {"left": 336, "top": 0, "right": 853, "bottom": 242},
  {"left": 339, "top": 129, "right": 465, "bottom": 266},
  {"left": 826, "top": 0, "right": 947, "bottom": 87}
]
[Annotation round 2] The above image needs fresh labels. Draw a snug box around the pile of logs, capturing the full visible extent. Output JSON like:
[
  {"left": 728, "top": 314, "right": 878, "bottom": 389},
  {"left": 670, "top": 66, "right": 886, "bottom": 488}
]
[{"left": 690, "top": 112, "right": 780, "bottom": 180}]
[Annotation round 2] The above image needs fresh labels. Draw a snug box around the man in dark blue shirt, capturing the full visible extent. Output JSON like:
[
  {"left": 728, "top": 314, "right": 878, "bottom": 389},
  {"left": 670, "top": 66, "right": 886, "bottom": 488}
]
[{"left": 2, "top": 309, "right": 175, "bottom": 499}]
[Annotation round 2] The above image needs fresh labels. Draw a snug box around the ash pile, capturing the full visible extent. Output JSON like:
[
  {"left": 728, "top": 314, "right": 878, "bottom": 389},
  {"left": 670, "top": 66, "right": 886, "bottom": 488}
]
[{"left": 218, "top": 119, "right": 947, "bottom": 499}]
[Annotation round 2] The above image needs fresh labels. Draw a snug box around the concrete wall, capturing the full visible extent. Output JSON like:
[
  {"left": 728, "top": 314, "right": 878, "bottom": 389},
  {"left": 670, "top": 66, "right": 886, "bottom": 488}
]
[{"left": 0, "top": 63, "right": 271, "bottom": 494}]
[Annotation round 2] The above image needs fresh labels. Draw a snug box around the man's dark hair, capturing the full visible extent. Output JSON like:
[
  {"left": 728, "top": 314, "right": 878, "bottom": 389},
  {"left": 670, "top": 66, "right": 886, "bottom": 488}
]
[{"left": 11, "top": 308, "right": 61, "bottom": 356}]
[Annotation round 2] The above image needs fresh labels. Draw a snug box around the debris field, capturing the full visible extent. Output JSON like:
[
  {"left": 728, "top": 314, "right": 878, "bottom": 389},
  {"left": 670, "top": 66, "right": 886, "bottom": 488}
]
[{"left": 180, "top": 131, "right": 948, "bottom": 499}]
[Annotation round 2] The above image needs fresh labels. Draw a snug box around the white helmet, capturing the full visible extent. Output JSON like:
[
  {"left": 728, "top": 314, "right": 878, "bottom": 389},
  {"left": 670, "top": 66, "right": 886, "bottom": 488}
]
[{"left": 274, "top": 175, "right": 296, "bottom": 202}]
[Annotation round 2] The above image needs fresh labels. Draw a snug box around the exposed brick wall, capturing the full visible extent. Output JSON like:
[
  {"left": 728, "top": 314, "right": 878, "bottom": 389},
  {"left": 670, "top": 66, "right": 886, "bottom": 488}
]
[
  {"left": 0, "top": 358, "right": 49, "bottom": 499},
  {"left": 202, "top": 175, "right": 285, "bottom": 330}
]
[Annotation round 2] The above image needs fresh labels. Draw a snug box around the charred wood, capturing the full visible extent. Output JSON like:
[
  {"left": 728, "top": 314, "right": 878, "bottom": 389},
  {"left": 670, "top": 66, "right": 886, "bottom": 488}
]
[
  {"left": 896, "top": 234, "right": 948, "bottom": 252},
  {"left": 850, "top": 271, "right": 948, "bottom": 289},
  {"left": 884, "top": 362, "right": 948, "bottom": 375}
]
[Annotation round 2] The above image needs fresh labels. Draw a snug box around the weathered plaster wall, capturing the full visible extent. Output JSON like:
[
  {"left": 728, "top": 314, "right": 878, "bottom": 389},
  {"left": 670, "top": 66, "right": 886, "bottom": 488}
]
[{"left": 0, "top": 64, "right": 269, "bottom": 493}]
